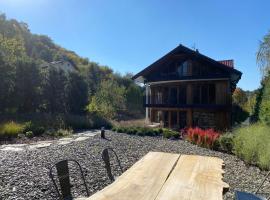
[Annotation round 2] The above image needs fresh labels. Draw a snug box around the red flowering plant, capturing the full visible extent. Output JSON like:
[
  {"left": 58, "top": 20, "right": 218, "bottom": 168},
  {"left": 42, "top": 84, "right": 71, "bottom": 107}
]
[{"left": 185, "top": 127, "right": 220, "bottom": 149}]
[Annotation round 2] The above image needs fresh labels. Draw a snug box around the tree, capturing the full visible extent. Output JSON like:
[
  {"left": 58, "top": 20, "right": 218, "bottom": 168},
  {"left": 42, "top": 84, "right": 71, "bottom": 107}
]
[
  {"left": 257, "top": 30, "right": 270, "bottom": 75},
  {"left": 42, "top": 68, "right": 68, "bottom": 113},
  {"left": 67, "top": 72, "right": 89, "bottom": 114},
  {"left": 87, "top": 79, "right": 126, "bottom": 119},
  {"left": 13, "top": 58, "right": 42, "bottom": 113},
  {"left": 259, "top": 71, "right": 270, "bottom": 125},
  {"left": 126, "top": 84, "right": 144, "bottom": 114},
  {"left": 232, "top": 88, "right": 248, "bottom": 107},
  {"left": 0, "top": 34, "right": 26, "bottom": 65},
  {"left": 0, "top": 55, "right": 15, "bottom": 113}
]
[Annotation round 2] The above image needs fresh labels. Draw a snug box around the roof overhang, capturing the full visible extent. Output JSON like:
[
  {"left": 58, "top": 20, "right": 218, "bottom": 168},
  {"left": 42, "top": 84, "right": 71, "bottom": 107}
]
[{"left": 132, "top": 44, "right": 242, "bottom": 85}]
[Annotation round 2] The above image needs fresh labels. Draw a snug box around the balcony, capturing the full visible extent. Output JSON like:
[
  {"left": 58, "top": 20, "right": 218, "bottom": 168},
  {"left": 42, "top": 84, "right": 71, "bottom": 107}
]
[{"left": 143, "top": 92, "right": 230, "bottom": 110}]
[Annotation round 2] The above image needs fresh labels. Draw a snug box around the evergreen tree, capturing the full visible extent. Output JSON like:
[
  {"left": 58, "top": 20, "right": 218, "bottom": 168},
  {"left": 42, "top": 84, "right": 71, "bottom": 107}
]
[
  {"left": 43, "top": 68, "right": 68, "bottom": 113},
  {"left": 67, "top": 72, "right": 89, "bottom": 114},
  {"left": 13, "top": 58, "right": 41, "bottom": 113},
  {"left": 0, "top": 55, "right": 15, "bottom": 113}
]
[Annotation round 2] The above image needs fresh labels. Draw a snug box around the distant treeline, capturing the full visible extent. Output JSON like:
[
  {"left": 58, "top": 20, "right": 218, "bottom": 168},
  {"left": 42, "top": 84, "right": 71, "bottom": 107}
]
[
  {"left": 233, "top": 29, "right": 270, "bottom": 126},
  {"left": 0, "top": 13, "right": 144, "bottom": 119}
]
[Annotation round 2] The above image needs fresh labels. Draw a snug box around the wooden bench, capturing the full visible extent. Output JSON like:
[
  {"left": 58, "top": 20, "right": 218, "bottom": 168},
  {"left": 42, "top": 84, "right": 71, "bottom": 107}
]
[{"left": 79, "top": 152, "right": 229, "bottom": 200}]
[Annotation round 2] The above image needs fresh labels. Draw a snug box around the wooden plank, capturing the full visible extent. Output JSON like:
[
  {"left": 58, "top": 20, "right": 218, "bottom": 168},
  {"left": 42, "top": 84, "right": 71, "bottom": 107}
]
[
  {"left": 155, "top": 155, "right": 229, "bottom": 200},
  {"left": 84, "top": 152, "right": 180, "bottom": 200}
]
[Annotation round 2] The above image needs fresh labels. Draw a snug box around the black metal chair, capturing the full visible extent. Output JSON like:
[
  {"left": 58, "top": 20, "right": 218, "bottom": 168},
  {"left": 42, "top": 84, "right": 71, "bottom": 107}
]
[
  {"left": 101, "top": 147, "right": 123, "bottom": 182},
  {"left": 49, "top": 160, "right": 90, "bottom": 200},
  {"left": 235, "top": 171, "right": 270, "bottom": 200}
]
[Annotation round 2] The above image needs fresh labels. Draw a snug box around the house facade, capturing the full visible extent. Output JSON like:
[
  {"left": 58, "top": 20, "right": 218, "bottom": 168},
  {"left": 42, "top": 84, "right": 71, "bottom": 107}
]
[
  {"left": 132, "top": 45, "right": 242, "bottom": 130},
  {"left": 41, "top": 60, "right": 78, "bottom": 72}
]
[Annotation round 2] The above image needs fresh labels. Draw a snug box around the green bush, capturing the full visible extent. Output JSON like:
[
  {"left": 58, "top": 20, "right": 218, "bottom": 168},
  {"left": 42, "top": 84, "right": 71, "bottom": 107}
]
[
  {"left": 25, "top": 131, "right": 34, "bottom": 138},
  {"left": 259, "top": 72, "right": 270, "bottom": 125},
  {"left": 218, "top": 133, "right": 234, "bottom": 153},
  {"left": 162, "top": 128, "right": 179, "bottom": 139},
  {"left": 233, "top": 123, "right": 270, "bottom": 170},
  {"left": 213, "top": 139, "right": 221, "bottom": 151},
  {"left": 23, "top": 121, "right": 45, "bottom": 136},
  {"left": 111, "top": 127, "right": 117, "bottom": 132},
  {"left": 66, "top": 114, "right": 111, "bottom": 130},
  {"left": 0, "top": 121, "right": 25, "bottom": 138},
  {"left": 112, "top": 126, "right": 164, "bottom": 137}
]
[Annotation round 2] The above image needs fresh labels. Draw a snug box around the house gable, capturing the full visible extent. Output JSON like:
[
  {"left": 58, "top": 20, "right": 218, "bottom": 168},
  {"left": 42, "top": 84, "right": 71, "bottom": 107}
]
[{"left": 132, "top": 44, "right": 242, "bottom": 91}]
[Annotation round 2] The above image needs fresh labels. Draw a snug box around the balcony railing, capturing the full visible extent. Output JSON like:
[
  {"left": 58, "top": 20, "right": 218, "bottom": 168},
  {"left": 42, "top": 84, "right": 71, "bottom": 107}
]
[
  {"left": 144, "top": 102, "right": 230, "bottom": 110},
  {"left": 143, "top": 96, "right": 231, "bottom": 110}
]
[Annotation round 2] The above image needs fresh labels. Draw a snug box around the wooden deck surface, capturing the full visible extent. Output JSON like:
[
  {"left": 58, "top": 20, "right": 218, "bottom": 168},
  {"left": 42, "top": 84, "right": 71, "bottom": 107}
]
[{"left": 80, "top": 152, "right": 229, "bottom": 200}]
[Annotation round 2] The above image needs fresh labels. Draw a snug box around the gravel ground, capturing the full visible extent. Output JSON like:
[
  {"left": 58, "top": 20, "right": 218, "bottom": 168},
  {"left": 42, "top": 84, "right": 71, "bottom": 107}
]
[{"left": 0, "top": 131, "right": 269, "bottom": 200}]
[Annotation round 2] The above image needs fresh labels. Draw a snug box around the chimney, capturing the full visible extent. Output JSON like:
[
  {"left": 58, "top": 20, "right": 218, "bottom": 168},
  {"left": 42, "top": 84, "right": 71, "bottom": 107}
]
[{"left": 218, "top": 59, "right": 234, "bottom": 68}]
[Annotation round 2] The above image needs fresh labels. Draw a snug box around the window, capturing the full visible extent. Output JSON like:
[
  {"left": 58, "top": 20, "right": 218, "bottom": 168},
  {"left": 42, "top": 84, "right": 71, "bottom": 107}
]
[
  {"left": 163, "top": 87, "right": 169, "bottom": 104},
  {"left": 193, "top": 85, "right": 201, "bottom": 104},
  {"left": 209, "top": 84, "right": 216, "bottom": 104},
  {"left": 201, "top": 85, "right": 208, "bottom": 104},
  {"left": 169, "top": 88, "right": 177, "bottom": 104},
  {"left": 171, "top": 111, "right": 178, "bottom": 128},
  {"left": 177, "top": 60, "right": 190, "bottom": 76},
  {"left": 164, "top": 111, "right": 169, "bottom": 127},
  {"left": 192, "top": 84, "right": 216, "bottom": 104},
  {"left": 178, "top": 85, "right": 187, "bottom": 104},
  {"left": 179, "top": 111, "right": 187, "bottom": 128}
]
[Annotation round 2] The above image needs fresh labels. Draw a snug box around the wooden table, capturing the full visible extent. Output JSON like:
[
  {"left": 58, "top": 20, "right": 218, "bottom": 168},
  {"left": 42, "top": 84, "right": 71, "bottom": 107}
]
[{"left": 81, "top": 152, "right": 229, "bottom": 200}]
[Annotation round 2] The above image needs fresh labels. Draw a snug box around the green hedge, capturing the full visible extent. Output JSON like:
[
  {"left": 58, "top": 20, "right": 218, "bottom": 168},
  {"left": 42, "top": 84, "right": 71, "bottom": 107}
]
[
  {"left": 213, "top": 133, "right": 234, "bottom": 153},
  {"left": 112, "top": 126, "right": 179, "bottom": 139},
  {"left": 233, "top": 123, "right": 270, "bottom": 170}
]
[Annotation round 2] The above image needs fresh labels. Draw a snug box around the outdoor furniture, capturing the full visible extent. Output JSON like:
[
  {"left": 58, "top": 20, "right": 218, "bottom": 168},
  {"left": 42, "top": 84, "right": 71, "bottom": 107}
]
[
  {"left": 49, "top": 159, "right": 90, "bottom": 200},
  {"left": 80, "top": 152, "right": 229, "bottom": 200},
  {"left": 101, "top": 147, "right": 123, "bottom": 182},
  {"left": 235, "top": 171, "right": 270, "bottom": 200}
]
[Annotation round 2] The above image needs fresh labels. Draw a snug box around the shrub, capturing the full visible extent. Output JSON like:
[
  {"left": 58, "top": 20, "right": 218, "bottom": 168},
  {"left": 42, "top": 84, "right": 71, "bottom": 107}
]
[
  {"left": 233, "top": 123, "right": 270, "bottom": 170},
  {"left": 25, "top": 131, "right": 34, "bottom": 138},
  {"left": 23, "top": 121, "right": 45, "bottom": 136},
  {"left": 112, "top": 126, "right": 164, "bottom": 137},
  {"left": 66, "top": 114, "right": 112, "bottom": 130},
  {"left": 186, "top": 127, "right": 220, "bottom": 149},
  {"left": 126, "top": 127, "right": 137, "bottom": 135},
  {"left": 0, "top": 121, "right": 25, "bottom": 138},
  {"left": 162, "top": 128, "right": 179, "bottom": 139},
  {"left": 55, "top": 129, "right": 73, "bottom": 137},
  {"left": 218, "top": 133, "right": 234, "bottom": 153}
]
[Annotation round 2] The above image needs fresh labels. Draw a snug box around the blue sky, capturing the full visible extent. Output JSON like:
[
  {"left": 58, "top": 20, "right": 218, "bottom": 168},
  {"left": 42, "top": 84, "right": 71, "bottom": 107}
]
[{"left": 1, "top": 0, "right": 270, "bottom": 90}]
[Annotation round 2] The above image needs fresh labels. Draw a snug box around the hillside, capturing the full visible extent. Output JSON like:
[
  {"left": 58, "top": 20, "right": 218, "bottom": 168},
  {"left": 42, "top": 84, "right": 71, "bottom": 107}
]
[
  {"left": 0, "top": 13, "right": 93, "bottom": 67},
  {"left": 0, "top": 13, "right": 144, "bottom": 121}
]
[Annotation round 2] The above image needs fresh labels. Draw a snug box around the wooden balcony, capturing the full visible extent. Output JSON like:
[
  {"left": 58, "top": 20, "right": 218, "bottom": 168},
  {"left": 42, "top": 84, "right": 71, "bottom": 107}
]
[{"left": 144, "top": 103, "right": 230, "bottom": 110}]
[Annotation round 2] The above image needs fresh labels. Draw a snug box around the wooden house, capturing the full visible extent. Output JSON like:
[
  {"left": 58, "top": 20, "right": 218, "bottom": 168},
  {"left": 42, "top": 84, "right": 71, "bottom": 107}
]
[{"left": 132, "top": 45, "right": 242, "bottom": 130}]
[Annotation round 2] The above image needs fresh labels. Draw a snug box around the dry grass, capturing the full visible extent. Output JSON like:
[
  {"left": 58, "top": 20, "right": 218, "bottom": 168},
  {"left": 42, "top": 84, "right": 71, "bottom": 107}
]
[{"left": 111, "top": 118, "right": 147, "bottom": 127}]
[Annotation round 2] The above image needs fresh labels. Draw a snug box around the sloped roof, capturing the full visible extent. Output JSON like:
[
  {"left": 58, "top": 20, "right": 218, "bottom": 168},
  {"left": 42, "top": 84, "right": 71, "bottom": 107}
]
[{"left": 132, "top": 44, "right": 242, "bottom": 81}]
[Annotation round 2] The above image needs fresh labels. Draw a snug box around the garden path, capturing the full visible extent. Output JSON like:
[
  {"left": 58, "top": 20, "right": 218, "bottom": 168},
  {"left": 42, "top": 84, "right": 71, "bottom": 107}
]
[{"left": 0, "top": 130, "right": 99, "bottom": 152}]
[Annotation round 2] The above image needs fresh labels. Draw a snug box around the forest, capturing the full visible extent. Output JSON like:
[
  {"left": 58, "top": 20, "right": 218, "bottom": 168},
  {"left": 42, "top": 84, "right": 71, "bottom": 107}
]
[{"left": 0, "top": 13, "right": 144, "bottom": 138}]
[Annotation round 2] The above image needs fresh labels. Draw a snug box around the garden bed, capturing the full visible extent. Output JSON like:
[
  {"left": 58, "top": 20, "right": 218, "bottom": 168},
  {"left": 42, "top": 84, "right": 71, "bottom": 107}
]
[{"left": 0, "top": 131, "right": 269, "bottom": 200}]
